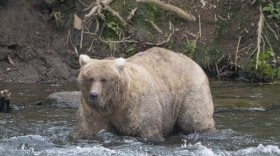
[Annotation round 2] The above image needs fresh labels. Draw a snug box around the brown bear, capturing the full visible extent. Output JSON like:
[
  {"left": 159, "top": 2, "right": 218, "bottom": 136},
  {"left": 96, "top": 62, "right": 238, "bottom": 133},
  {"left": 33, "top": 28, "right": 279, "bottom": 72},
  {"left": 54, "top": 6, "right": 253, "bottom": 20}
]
[{"left": 74, "top": 47, "right": 215, "bottom": 141}]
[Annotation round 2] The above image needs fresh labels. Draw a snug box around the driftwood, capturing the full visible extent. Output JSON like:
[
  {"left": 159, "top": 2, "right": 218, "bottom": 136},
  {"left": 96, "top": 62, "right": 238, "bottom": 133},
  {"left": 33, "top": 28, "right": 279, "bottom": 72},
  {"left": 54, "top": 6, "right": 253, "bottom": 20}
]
[
  {"left": 137, "top": 0, "right": 196, "bottom": 22},
  {"left": 0, "top": 90, "right": 11, "bottom": 113}
]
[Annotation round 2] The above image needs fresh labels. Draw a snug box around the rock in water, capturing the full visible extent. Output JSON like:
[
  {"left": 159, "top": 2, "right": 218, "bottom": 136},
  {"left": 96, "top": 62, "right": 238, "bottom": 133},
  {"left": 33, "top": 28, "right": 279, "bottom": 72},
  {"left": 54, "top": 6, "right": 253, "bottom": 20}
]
[{"left": 45, "top": 91, "right": 80, "bottom": 109}]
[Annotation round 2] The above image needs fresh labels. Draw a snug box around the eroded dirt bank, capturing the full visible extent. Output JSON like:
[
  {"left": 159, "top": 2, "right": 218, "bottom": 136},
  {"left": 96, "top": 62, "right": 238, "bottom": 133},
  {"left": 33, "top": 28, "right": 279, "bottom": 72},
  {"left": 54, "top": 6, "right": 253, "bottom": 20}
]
[
  {"left": 0, "top": 0, "right": 79, "bottom": 84},
  {"left": 0, "top": 0, "right": 279, "bottom": 84}
]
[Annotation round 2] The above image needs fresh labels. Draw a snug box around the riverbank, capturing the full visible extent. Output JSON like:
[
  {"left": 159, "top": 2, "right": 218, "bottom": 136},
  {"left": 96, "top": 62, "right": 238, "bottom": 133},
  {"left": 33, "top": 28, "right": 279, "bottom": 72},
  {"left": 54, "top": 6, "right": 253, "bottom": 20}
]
[{"left": 0, "top": 0, "right": 279, "bottom": 84}]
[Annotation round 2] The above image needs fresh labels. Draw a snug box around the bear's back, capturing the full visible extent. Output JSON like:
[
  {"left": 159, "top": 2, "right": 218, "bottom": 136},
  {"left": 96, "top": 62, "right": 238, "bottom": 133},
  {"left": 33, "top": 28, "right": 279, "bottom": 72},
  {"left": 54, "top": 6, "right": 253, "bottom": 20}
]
[{"left": 126, "top": 47, "right": 208, "bottom": 87}]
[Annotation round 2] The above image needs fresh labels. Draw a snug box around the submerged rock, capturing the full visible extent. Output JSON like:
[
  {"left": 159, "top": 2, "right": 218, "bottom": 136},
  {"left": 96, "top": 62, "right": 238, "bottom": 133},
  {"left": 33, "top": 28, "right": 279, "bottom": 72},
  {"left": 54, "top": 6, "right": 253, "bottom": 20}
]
[{"left": 44, "top": 91, "right": 80, "bottom": 109}]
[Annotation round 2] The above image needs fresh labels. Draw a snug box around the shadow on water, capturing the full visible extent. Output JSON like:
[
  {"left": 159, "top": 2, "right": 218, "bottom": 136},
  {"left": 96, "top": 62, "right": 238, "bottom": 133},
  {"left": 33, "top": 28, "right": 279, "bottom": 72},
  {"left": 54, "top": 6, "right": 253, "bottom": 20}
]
[{"left": 0, "top": 80, "right": 280, "bottom": 155}]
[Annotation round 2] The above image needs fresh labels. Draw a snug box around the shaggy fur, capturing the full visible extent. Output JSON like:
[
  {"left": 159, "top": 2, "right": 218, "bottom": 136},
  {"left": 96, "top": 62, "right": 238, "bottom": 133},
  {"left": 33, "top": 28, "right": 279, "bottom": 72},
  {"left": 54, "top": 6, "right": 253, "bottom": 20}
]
[{"left": 74, "top": 47, "right": 215, "bottom": 141}]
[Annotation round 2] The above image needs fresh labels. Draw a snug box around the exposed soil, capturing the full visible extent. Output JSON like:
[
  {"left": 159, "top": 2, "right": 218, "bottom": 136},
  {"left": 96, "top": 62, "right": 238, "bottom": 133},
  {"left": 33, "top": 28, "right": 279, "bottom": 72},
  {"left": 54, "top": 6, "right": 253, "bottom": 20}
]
[
  {"left": 0, "top": 0, "right": 279, "bottom": 84},
  {"left": 0, "top": 0, "right": 79, "bottom": 84}
]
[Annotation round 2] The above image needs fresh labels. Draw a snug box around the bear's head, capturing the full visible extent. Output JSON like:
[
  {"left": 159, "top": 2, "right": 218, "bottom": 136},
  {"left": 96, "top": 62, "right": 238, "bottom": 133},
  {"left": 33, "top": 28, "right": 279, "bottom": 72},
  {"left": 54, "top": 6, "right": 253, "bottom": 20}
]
[{"left": 78, "top": 55, "right": 127, "bottom": 112}]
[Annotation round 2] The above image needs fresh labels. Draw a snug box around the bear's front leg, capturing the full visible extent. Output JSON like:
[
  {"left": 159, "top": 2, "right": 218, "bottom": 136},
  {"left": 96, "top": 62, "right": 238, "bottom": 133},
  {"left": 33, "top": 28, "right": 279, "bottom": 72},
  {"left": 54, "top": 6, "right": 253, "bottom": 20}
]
[
  {"left": 74, "top": 107, "right": 108, "bottom": 140},
  {"left": 140, "top": 125, "right": 164, "bottom": 142}
]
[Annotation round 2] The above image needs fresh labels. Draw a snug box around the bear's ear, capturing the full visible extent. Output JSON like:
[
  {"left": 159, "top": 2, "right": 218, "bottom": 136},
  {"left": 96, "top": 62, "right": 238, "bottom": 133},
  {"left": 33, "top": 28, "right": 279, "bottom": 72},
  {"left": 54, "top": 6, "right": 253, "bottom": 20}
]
[
  {"left": 115, "top": 58, "right": 126, "bottom": 71},
  {"left": 79, "top": 54, "right": 91, "bottom": 66}
]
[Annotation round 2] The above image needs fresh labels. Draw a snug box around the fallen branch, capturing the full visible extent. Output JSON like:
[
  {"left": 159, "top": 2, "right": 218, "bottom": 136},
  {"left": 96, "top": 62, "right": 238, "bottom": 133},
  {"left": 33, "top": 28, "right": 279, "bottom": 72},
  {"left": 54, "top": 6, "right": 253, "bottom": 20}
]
[
  {"left": 255, "top": 6, "right": 264, "bottom": 70},
  {"left": 137, "top": 0, "right": 196, "bottom": 21}
]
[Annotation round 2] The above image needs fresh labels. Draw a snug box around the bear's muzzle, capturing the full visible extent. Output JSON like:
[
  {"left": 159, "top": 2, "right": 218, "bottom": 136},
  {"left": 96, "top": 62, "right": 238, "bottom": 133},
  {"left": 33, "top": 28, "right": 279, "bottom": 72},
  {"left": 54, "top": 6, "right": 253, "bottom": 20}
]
[{"left": 90, "top": 92, "right": 99, "bottom": 104}]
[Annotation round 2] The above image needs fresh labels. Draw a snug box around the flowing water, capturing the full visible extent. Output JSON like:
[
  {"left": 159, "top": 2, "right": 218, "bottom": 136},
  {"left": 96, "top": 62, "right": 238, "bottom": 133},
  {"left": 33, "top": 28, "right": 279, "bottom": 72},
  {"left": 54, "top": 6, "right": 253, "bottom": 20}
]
[{"left": 0, "top": 81, "right": 280, "bottom": 156}]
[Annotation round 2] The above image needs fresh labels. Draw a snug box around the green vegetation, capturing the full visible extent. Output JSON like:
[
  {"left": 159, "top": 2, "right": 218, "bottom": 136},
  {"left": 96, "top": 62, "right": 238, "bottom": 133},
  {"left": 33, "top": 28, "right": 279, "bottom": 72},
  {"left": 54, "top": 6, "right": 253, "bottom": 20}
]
[
  {"left": 263, "top": 1, "right": 280, "bottom": 20},
  {"left": 247, "top": 49, "right": 280, "bottom": 81},
  {"left": 45, "top": 0, "right": 75, "bottom": 28},
  {"left": 184, "top": 40, "right": 197, "bottom": 58},
  {"left": 126, "top": 45, "right": 137, "bottom": 56},
  {"left": 51, "top": 11, "right": 64, "bottom": 26},
  {"left": 103, "top": 13, "right": 123, "bottom": 40}
]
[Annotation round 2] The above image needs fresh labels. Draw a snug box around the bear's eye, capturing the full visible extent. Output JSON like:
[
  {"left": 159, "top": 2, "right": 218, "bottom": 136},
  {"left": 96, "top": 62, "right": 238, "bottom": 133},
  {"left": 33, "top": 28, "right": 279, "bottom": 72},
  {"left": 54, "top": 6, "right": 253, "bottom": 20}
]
[{"left": 100, "top": 78, "right": 107, "bottom": 83}]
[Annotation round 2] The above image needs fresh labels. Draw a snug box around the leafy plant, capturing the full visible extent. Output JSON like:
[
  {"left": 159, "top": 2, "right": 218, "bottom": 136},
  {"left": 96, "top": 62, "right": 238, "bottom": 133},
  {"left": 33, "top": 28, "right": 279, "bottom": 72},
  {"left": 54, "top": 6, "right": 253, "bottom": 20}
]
[
  {"left": 263, "top": 2, "right": 280, "bottom": 19},
  {"left": 51, "top": 11, "right": 64, "bottom": 26},
  {"left": 184, "top": 40, "right": 197, "bottom": 57},
  {"left": 250, "top": 49, "right": 280, "bottom": 81},
  {"left": 107, "top": 21, "right": 122, "bottom": 36},
  {"left": 126, "top": 47, "right": 136, "bottom": 56}
]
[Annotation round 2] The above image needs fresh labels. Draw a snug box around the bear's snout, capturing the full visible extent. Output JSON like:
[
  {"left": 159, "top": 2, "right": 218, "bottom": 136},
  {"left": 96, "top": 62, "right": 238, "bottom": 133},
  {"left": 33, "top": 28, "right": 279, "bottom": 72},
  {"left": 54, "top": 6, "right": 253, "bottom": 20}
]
[{"left": 90, "top": 92, "right": 99, "bottom": 103}]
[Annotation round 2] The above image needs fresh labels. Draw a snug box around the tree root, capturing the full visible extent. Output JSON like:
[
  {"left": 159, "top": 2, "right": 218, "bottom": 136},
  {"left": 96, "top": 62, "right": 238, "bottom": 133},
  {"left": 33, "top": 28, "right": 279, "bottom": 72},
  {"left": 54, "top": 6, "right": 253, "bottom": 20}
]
[{"left": 255, "top": 6, "right": 264, "bottom": 70}]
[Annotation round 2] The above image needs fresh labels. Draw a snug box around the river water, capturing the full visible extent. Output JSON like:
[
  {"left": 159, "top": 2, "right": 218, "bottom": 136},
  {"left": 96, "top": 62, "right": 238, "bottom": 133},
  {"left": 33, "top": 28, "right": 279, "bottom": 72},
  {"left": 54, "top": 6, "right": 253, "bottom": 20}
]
[{"left": 0, "top": 81, "right": 280, "bottom": 156}]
